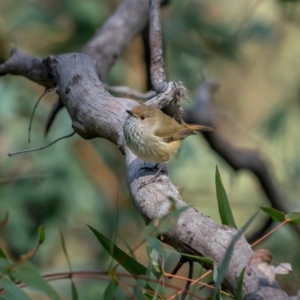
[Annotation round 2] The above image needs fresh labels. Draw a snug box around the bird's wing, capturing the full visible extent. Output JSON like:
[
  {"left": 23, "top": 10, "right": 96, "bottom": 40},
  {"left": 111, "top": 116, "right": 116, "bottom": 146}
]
[{"left": 154, "top": 122, "right": 195, "bottom": 143}]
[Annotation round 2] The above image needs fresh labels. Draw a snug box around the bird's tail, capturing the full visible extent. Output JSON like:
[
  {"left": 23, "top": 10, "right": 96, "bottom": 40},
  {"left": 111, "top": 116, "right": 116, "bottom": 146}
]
[{"left": 186, "top": 124, "right": 215, "bottom": 132}]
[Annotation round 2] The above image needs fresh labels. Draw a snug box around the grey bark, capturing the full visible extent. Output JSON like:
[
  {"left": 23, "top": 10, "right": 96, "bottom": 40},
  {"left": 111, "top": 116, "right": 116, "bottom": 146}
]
[{"left": 0, "top": 0, "right": 295, "bottom": 299}]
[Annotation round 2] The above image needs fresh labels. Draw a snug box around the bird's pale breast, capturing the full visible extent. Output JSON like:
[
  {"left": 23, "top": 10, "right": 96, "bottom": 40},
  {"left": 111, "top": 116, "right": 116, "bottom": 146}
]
[{"left": 124, "top": 117, "right": 181, "bottom": 163}]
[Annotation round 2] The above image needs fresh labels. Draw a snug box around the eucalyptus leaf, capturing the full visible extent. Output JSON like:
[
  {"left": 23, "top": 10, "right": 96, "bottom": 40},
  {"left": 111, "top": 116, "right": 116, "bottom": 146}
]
[
  {"left": 285, "top": 212, "right": 300, "bottom": 225},
  {"left": 261, "top": 207, "right": 285, "bottom": 222},
  {"left": 10, "top": 261, "right": 60, "bottom": 300},
  {"left": 0, "top": 276, "right": 29, "bottom": 300},
  {"left": 215, "top": 166, "right": 237, "bottom": 228}
]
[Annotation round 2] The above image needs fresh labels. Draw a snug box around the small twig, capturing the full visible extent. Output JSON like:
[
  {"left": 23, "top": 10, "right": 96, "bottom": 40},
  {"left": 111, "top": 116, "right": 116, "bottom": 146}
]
[
  {"left": 30, "top": 244, "right": 40, "bottom": 261},
  {"left": 168, "top": 270, "right": 213, "bottom": 300},
  {"left": 199, "top": 280, "right": 214, "bottom": 291},
  {"left": 8, "top": 131, "right": 76, "bottom": 157},
  {"left": 149, "top": 0, "right": 167, "bottom": 92},
  {"left": 0, "top": 173, "right": 52, "bottom": 184},
  {"left": 106, "top": 85, "right": 156, "bottom": 101},
  {"left": 168, "top": 256, "right": 189, "bottom": 278},
  {"left": 181, "top": 260, "right": 194, "bottom": 300},
  {"left": 45, "top": 99, "right": 64, "bottom": 136},
  {"left": 251, "top": 220, "right": 289, "bottom": 247},
  {"left": 0, "top": 270, "right": 206, "bottom": 299},
  {"left": 28, "top": 87, "right": 56, "bottom": 143}
]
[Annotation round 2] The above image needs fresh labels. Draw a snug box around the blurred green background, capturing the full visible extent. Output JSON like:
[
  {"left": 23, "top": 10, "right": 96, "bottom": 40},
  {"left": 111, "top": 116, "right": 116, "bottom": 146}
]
[{"left": 0, "top": 0, "right": 300, "bottom": 298}]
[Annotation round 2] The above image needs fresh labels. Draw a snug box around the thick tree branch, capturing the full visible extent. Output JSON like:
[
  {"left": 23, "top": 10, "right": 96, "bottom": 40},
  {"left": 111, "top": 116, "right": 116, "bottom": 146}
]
[
  {"left": 0, "top": 0, "right": 294, "bottom": 298},
  {"left": 82, "top": 0, "right": 150, "bottom": 80},
  {"left": 0, "top": 49, "right": 290, "bottom": 300}
]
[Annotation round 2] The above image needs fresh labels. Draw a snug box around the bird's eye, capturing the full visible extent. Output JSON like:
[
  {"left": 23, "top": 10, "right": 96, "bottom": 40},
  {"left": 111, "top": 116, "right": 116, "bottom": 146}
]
[{"left": 140, "top": 115, "right": 145, "bottom": 120}]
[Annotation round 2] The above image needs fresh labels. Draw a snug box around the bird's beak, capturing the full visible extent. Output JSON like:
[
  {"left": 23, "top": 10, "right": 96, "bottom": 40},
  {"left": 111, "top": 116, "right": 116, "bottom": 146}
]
[{"left": 126, "top": 110, "right": 134, "bottom": 116}]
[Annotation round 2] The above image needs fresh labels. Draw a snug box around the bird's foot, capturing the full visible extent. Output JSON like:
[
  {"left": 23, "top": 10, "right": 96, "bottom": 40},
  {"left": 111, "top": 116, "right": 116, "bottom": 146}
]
[
  {"left": 140, "top": 163, "right": 166, "bottom": 173},
  {"left": 138, "top": 164, "right": 166, "bottom": 190}
]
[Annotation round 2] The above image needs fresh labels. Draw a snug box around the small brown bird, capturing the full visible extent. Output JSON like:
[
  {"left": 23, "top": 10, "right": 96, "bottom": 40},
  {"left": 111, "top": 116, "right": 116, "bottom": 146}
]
[{"left": 123, "top": 105, "right": 213, "bottom": 180}]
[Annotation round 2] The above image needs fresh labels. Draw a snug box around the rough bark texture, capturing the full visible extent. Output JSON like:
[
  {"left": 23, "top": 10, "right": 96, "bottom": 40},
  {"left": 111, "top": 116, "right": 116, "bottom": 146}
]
[{"left": 0, "top": 0, "right": 296, "bottom": 299}]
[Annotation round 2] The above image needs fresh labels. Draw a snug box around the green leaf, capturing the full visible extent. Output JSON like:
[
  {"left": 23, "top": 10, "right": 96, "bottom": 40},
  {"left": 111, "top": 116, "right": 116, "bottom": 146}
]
[
  {"left": 88, "top": 226, "right": 166, "bottom": 295},
  {"left": 117, "top": 233, "right": 136, "bottom": 260},
  {"left": 103, "top": 279, "right": 118, "bottom": 300},
  {"left": 107, "top": 200, "right": 120, "bottom": 272},
  {"left": 213, "top": 211, "right": 259, "bottom": 300},
  {"left": 164, "top": 249, "right": 213, "bottom": 265},
  {"left": 56, "top": 220, "right": 72, "bottom": 272},
  {"left": 71, "top": 281, "right": 79, "bottom": 300},
  {"left": 10, "top": 261, "right": 60, "bottom": 300},
  {"left": 261, "top": 207, "right": 285, "bottom": 222},
  {"left": 134, "top": 279, "right": 148, "bottom": 300},
  {"left": 285, "top": 212, "right": 300, "bottom": 225},
  {"left": 144, "top": 206, "right": 188, "bottom": 273},
  {"left": 213, "top": 263, "right": 218, "bottom": 284},
  {"left": 38, "top": 226, "right": 45, "bottom": 244},
  {"left": 0, "top": 276, "right": 29, "bottom": 300},
  {"left": 212, "top": 267, "right": 222, "bottom": 300},
  {"left": 0, "top": 258, "right": 11, "bottom": 274},
  {"left": 0, "top": 247, "right": 8, "bottom": 260},
  {"left": 235, "top": 268, "right": 246, "bottom": 300},
  {"left": 145, "top": 236, "right": 163, "bottom": 257},
  {"left": 152, "top": 277, "right": 164, "bottom": 300},
  {"left": 0, "top": 212, "right": 9, "bottom": 232},
  {"left": 146, "top": 246, "right": 163, "bottom": 274},
  {"left": 215, "top": 166, "right": 237, "bottom": 228},
  {"left": 89, "top": 226, "right": 148, "bottom": 276}
]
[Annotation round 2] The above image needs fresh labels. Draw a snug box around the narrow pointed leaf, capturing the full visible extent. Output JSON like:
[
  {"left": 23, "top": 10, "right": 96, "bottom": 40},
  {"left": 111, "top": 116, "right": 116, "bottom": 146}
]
[
  {"left": 0, "top": 258, "right": 11, "bottom": 274},
  {"left": 89, "top": 226, "right": 148, "bottom": 276},
  {"left": 0, "top": 247, "right": 8, "bottom": 259},
  {"left": 117, "top": 233, "right": 136, "bottom": 260},
  {"left": 285, "top": 212, "right": 300, "bottom": 225},
  {"left": 215, "top": 166, "right": 237, "bottom": 228},
  {"left": 261, "top": 207, "right": 285, "bottom": 222},
  {"left": 56, "top": 221, "right": 72, "bottom": 272},
  {"left": 38, "top": 226, "right": 45, "bottom": 244},
  {"left": 235, "top": 267, "right": 246, "bottom": 299},
  {"left": 213, "top": 263, "right": 218, "bottom": 284},
  {"left": 0, "top": 213, "right": 9, "bottom": 232},
  {"left": 164, "top": 250, "right": 213, "bottom": 265},
  {"left": 103, "top": 279, "right": 118, "bottom": 300},
  {"left": 88, "top": 226, "right": 166, "bottom": 295},
  {"left": 0, "top": 276, "right": 29, "bottom": 300},
  {"left": 134, "top": 279, "right": 147, "bottom": 300},
  {"left": 10, "top": 261, "right": 60, "bottom": 300},
  {"left": 71, "top": 281, "right": 79, "bottom": 300}
]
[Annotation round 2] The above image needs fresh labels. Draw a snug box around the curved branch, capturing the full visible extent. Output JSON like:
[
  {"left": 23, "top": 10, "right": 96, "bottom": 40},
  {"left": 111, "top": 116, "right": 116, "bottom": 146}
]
[
  {"left": 0, "top": 0, "right": 293, "bottom": 297},
  {"left": 0, "top": 47, "right": 290, "bottom": 300},
  {"left": 82, "top": 0, "right": 150, "bottom": 80},
  {"left": 183, "top": 81, "right": 300, "bottom": 239}
]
